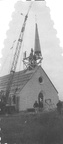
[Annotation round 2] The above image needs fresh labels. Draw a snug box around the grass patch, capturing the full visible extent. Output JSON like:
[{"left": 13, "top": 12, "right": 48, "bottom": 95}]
[{"left": 1, "top": 110, "right": 63, "bottom": 144}]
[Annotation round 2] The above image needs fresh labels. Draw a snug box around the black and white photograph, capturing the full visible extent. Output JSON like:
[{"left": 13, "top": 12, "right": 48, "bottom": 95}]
[{"left": 0, "top": 0, "right": 63, "bottom": 143}]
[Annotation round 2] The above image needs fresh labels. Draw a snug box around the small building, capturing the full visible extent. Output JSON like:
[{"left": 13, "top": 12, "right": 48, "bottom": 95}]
[{"left": 0, "top": 23, "right": 59, "bottom": 111}]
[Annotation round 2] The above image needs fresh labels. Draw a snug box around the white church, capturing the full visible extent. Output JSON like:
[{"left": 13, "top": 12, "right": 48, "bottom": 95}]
[
  {"left": 0, "top": 1, "right": 59, "bottom": 112},
  {"left": 0, "top": 21, "right": 59, "bottom": 111}
]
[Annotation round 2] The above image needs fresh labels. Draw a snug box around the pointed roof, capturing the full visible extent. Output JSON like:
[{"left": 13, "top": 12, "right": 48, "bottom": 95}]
[
  {"left": 34, "top": 23, "right": 42, "bottom": 55},
  {"left": 0, "top": 66, "right": 58, "bottom": 98},
  {"left": 0, "top": 70, "right": 34, "bottom": 96}
]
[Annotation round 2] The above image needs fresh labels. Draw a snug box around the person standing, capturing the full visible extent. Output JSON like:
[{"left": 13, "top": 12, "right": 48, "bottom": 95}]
[{"left": 57, "top": 100, "right": 62, "bottom": 115}]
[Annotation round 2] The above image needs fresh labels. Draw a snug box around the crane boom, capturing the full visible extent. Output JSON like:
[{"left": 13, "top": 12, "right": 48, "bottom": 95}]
[
  {"left": 11, "top": 2, "right": 33, "bottom": 72},
  {"left": 5, "top": 2, "right": 33, "bottom": 103}
]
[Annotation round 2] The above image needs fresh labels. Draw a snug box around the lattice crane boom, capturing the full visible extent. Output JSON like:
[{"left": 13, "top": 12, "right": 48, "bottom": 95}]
[
  {"left": 5, "top": 2, "right": 33, "bottom": 103},
  {"left": 11, "top": 2, "right": 33, "bottom": 72}
]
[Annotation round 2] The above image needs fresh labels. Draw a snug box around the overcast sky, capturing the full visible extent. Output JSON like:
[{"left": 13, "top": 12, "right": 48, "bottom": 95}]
[{"left": 0, "top": 0, "right": 63, "bottom": 100}]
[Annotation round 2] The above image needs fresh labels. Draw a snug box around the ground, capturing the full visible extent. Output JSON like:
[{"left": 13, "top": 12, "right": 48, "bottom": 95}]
[{"left": 1, "top": 109, "right": 63, "bottom": 144}]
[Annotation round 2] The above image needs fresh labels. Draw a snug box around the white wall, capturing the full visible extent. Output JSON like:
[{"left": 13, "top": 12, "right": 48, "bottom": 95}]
[{"left": 18, "top": 67, "right": 59, "bottom": 111}]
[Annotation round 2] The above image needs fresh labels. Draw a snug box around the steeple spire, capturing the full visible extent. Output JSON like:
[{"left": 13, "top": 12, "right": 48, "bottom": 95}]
[
  {"left": 23, "top": 22, "right": 43, "bottom": 70},
  {"left": 34, "top": 23, "right": 42, "bottom": 56}
]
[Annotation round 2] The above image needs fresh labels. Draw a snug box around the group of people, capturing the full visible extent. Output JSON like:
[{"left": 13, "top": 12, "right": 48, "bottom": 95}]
[
  {"left": 33, "top": 99, "right": 63, "bottom": 114},
  {"left": 33, "top": 100, "right": 43, "bottom": 108}
]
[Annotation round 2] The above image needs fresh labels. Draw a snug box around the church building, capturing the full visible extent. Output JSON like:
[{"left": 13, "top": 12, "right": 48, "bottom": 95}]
[{"left": 0, "top": 22, "right": 59, "bottom": 111}]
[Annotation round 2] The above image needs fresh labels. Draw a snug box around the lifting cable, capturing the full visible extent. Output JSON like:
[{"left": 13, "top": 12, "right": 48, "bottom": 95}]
[
  {"left": 15, "top": 1, "right": 34, "bottom": 92},
  {"left": 7, "top": 1, "right": 34, "bottom": 96},
  {"left": 0, "top": 40, "right": 16, "bottom": 76}
]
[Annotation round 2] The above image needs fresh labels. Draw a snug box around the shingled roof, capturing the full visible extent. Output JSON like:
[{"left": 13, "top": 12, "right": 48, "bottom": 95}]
[
  {"left": 0, "top": 69, "right": 34, "bottom": 96},
  {"left": 0, "top": 66, "right": 58, "bottom": 97}
]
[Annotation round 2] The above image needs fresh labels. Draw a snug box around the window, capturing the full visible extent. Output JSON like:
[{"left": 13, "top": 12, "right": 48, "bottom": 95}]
[{"left": 38, "top": 76, "right": 43, "bottom": 84}]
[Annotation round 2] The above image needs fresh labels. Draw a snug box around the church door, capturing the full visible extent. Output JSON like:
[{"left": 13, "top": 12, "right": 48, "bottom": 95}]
[{"left": 38, "top": 92, "right": 43, "bottom": 108}]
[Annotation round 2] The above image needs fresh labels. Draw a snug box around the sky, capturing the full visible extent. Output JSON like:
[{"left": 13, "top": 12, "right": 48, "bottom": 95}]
[{"left": 0, "top": 0, "right": 63, "bottom": 100}]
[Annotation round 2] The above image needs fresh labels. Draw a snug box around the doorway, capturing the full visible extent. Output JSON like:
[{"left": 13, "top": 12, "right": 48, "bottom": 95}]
[{"left": 38, "top": 91, "right": 43, "bottom": 108}]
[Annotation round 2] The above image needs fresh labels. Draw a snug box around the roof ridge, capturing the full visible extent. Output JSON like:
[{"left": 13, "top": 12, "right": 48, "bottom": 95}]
[{"left": 40, "top": 66, "right": 58, "bottom": 93}]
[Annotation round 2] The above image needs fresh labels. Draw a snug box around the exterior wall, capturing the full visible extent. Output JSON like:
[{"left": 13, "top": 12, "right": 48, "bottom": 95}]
[{"left": 18, "top": 67, "right": 59, "bottom": 111}]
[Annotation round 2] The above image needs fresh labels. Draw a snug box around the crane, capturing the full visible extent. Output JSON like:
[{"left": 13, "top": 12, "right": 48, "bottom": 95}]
[{"left": 5, "top": 2, "right": 33, "bottom": 104}]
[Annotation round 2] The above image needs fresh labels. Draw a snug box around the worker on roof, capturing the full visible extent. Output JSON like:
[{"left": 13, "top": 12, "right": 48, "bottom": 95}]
[
  {"left": 29, "top": 48, "right": 33, "bottom": 59},
  {"left": 29, "top": 48, "right": 34, "bottom": 64}
]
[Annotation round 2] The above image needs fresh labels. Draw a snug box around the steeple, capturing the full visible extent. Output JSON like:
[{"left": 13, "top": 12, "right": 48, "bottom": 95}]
[
  {"left": 23, "top": 22, "right": 43, "bottom": 70},
  {"left": 34, "top": 23, "right": 42, "bottom": 56}
]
